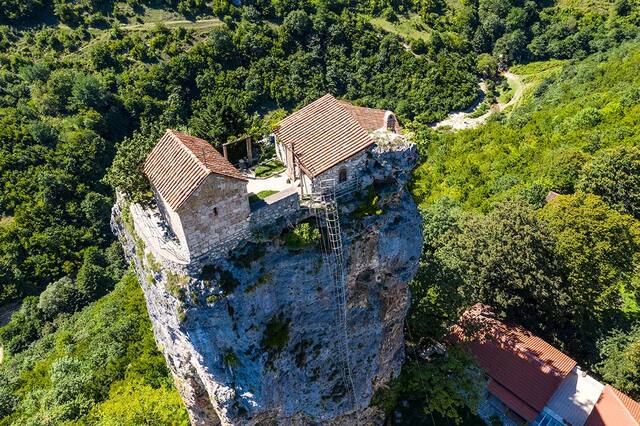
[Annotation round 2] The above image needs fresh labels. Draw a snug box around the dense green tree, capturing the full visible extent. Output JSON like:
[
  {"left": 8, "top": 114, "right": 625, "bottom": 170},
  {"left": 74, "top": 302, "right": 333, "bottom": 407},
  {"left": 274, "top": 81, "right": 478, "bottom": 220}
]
[
  {"left": 541, "top": 148, "right": 589, "bottom": 194},
  {"left": 0, "top": 272, "right": 188, "bottom": 424},
  {"left": 540, "top": 193, "right": 640, "bottom": 334},
  {"left": 436, "top": 198, "right": 569, "bottom": 333},
  {"left": 577, "top": 146, "right": 640, "bottom": 219},
  {"left": 37, "top": 277, "right": 81, "bottom": 321},
  {"left": 72, "top": 75, "right": 109, "bottom": 111},
  {"left": 103, "top": 124, "right": 165, "bottom": 203},
  {"left": 0, "top": 297, "right": 42, "bottom": 354},
  {"left": 475, "top": 53, "right": 498, "bottom": 80},
  {"left": 189, "top": 93, "right": 252, "bottom": 145},
  {"left": 0, "top": 0, "right": 43, "bottom": 20},
  {"left": 597, "top": 325, "right": 640, "bottom": 400},
  {"left": 409, "top": 198, "right": 467, "bottom": 340}
]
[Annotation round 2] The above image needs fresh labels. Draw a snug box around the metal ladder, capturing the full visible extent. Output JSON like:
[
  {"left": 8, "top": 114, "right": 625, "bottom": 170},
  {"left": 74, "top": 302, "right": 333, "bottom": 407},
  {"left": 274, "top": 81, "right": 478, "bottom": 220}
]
[{"left": 312, "top": 179, "right": 358, "bottom": 415}]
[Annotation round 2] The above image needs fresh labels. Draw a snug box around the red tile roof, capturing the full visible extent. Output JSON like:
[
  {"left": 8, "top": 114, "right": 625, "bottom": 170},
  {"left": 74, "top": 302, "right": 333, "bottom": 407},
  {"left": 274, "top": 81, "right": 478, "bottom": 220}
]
[
  {"left": 487, "top": 379, "right": 539, "bottom": 422},
  {"left": 274, "top": 94, "right": 399, "bottom": 178},
  {"left": 143, "top": 130, "right": 246, "bottom": 211},
  {"left": 337, "top": 100, "right": 401, "bottom": 133},
  {"left": 452, "top": 304, "right": 577, "bottom": 415},
  {"left": 586, "top": 385, "right": 640, "bottom": 426}
]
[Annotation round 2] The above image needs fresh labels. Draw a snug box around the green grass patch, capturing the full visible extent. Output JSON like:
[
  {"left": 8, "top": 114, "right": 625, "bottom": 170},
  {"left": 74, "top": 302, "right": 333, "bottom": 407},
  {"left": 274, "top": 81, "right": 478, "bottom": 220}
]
[
  {"left": 510, "top": 59, "right": 565, "bottom": 103},
  {"left": 367, "top": 14, "right": 431, "bottom": 42},
  {"left": 497, "top": 78, "right": 517, "bottom": 104},
  {"left": 254, "top": 159, "right": 286, "bottom": 178},
  {"left": 249, "top": 190, "right": 279, "bottom": 205},
  {"left": 555, "top": 0, "right": 614, "bottom": 13}
]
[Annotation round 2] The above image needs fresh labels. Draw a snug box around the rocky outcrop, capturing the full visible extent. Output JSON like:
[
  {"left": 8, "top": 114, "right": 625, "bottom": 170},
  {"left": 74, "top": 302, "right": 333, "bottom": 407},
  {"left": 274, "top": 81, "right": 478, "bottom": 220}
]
[{"left": 112, "top": 144, "right": 422, "bottom": 425}]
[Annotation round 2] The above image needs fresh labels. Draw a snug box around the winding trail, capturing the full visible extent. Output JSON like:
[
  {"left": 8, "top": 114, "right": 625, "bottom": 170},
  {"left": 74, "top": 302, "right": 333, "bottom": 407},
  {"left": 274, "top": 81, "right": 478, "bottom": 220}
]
[
  {"left": 432, "top": 71, "right": 525, "bottom": 131},
  {"left": 121, "top": 18, "right": 223, "bottom": 31}
]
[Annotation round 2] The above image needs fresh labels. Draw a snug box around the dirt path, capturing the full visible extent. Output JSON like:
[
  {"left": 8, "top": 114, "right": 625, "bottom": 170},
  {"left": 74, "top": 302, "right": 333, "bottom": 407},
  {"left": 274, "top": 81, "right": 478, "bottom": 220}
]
[
  {"left": 432, "top": 72, "right": 524, "bottom": 131},
  {"left": 498, "top": 71, "right": 525, "bottom": 112},
  {"left": 122, "top": 18, "right": 222, "bottom": 31}
]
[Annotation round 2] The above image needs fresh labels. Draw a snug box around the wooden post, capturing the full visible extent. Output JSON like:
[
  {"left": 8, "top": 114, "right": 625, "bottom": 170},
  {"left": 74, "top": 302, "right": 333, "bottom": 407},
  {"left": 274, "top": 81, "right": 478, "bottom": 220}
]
[{"left": 222, "top": 144, "right": 228, "bottom": 160}]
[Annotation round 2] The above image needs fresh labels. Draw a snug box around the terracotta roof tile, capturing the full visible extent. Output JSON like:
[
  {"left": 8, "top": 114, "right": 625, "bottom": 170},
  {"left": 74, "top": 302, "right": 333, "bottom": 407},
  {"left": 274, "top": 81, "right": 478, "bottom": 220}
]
[
  {"left": 452, "top": 304, "right": 577, "bottom": 414},
  {"left": 337, "top": 100, "right": 401, "bottom": 133},
  {"left": 274, "top": 94, "right": 399, "bottom": 178},
  {"left": 487, "top": 379, "right": 539, "bottom": 422},
  {"left": 586, "top": 385, "right": 640, "bottom": 426},
  {"left": 143, "top": 130, "right": 246, "bottom": 211}
]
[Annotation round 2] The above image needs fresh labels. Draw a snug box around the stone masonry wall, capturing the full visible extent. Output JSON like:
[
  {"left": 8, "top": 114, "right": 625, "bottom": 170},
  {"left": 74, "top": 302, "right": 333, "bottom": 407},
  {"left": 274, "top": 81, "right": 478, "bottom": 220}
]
[
  {"left": 311, "top": 150, "right": 370, "bottom": 194},
  {"left": 249, "top": 187, "right": 300, "bottom": 227},
  {"left": 179, "top": 174, "right": 250, "bottom": 259}
]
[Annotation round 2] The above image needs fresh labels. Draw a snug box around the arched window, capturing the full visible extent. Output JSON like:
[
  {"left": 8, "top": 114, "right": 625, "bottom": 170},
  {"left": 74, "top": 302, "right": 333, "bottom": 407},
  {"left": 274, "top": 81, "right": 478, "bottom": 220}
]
[{"left": 339, "top": 168, "right": 348, "bottom": 183}]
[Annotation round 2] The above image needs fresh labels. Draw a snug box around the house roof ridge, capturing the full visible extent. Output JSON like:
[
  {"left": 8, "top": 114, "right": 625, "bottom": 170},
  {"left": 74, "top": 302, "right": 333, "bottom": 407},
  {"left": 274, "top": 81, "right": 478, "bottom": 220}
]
[{"left": 168, "top": 129, "right": 247, "bottom": 182}]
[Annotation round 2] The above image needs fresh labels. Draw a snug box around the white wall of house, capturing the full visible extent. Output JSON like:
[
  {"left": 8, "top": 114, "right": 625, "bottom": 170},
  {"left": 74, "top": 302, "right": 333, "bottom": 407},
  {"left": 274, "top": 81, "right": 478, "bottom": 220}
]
[{"left": 275, "top": 139, "right": 287, "bottom": 165}]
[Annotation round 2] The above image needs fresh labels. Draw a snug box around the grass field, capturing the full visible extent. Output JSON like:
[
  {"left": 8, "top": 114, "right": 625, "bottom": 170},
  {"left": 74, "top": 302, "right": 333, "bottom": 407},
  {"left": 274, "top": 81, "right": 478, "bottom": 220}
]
[
  {"left": 367, "top": 14, "right": 431, "bottom": 42},
  {"left": 555, "top": 0, "right": 614, "bottom": 13},
  {"left": 510, "top": 59, "right": 566, "bottom": 104},
  {"left": 0, "top": 216, "right": 13, "bottom": 229}
]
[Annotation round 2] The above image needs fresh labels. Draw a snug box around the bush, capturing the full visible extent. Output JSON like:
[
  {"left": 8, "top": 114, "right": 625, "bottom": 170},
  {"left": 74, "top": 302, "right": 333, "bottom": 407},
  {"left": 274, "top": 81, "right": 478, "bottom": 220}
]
[
  {"left": 37, "top": 277, "right": 81, "bottom": 321},
  {"left": 199, "top": 265, "right": 239, "bottom": 295},
  {"left": 282, "top": 222, "right": 320, "bottom": 250},
  {"left": 577, "top": 146, "right": 640, "bottom": 219},
  {"left": 354, "top": 187, "right": 382, "bottom": 218},
  {"left": 261, "top": 314, "right": 290, "bottom": 353}
]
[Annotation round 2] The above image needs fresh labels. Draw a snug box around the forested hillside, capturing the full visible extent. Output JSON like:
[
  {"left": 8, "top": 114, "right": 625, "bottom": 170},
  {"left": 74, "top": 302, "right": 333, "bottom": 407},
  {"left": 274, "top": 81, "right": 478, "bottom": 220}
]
[
  {"left": 403, "top": 41, "right": 640, "bottom": 419},
  {"left": 1, "top": 0, "right": 639, "bottom": 424}
]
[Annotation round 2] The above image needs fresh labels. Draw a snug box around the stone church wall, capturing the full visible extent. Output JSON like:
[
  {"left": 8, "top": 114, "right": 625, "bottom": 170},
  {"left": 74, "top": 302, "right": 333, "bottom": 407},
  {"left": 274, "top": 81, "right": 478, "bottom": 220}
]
[
  {"left": 178, "top": 174, "right": 250, "bottom": 259},
  {"left": 310, "top": 149, "right": 370, "bottom": 194}
]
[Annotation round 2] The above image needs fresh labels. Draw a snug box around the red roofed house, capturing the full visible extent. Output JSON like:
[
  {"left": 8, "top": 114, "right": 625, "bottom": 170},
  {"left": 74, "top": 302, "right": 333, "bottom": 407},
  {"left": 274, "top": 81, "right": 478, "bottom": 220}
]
[
  {"left": 586, "top": 385, "right": 640, "bottom": 426},
  {"left": 274, "top": 94, "right": 401, "bottom": 196},
  {"left": 143, "top": 130, "right": 250, "bottom": 260},
  {"left": 453, "top": 304, "right": 640, "bottom": 426}
]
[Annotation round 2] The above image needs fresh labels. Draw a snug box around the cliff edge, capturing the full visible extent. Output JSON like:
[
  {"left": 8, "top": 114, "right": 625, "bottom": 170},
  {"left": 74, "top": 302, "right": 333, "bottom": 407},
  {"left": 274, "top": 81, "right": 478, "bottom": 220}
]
[{"left": 112, "top": 145, "right": 422, "bottom": 425}]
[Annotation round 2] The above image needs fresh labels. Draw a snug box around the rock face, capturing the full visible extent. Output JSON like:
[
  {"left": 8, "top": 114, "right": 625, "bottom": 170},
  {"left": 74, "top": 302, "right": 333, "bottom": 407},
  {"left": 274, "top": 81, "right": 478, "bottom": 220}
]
[{"left": 112, "top": 146, "right": 422, "bottom": 425}]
